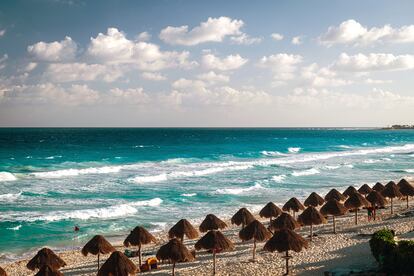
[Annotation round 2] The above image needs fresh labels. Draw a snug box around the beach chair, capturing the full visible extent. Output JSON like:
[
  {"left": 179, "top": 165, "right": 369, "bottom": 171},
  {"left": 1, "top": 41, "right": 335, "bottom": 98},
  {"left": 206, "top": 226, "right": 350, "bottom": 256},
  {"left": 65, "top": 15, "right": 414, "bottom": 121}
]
[{"left": 140, "top": 257, "right": 158, "bottom": 272}]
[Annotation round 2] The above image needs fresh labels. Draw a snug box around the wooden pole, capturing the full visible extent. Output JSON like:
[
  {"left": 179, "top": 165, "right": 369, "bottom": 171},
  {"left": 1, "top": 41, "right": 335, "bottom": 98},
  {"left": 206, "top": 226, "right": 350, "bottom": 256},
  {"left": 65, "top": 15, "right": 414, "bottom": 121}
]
[
  {"left": 407, "top": 196, "right": 409, "bottom": 209},
  {"left": 333, "top": 216, "right": 336, "bottom": 234},
  {"left": 285, "top": 250, "right": 290, "bottom": 275},
  {"left": 172, "top": 261, "right": 176, "bottom": 276},
  {"left": 310, "top": 224, "right": 313, "bottom": 242},
  {"left": 138, "top": 244, "right": 142, "bottom": 267},
  {"left": 391, "top": 198, "right": 394, "bottom": 214},
  {"left": 213, "top": 249, "right": 216, "bottom": 275},
  {"left": 355, "top": 209, "right": 358, "bottom": 225},
  {"left": 253, "top": 238, "right": 256, "bottom": 261},
  {"left": 97, "top": 253, "right": 100, "bottom": 272}
]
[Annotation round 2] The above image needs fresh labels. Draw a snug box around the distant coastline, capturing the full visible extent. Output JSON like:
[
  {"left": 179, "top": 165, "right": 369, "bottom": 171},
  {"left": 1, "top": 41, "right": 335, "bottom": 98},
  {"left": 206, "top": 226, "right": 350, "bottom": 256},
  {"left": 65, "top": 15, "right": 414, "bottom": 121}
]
[{"left": 382, "top": 125, "right": 414, "bottom": 130}]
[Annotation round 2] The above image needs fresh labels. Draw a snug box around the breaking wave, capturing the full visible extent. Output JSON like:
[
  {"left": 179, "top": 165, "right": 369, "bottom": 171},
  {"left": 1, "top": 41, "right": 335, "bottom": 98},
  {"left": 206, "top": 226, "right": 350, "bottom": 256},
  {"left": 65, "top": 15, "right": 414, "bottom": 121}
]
[
  {"left": 0, "top": 172, "right": 17, "bottom": 182},
  {"left": 292, "top": 168, "right": 320, "bottom": 177},
  {"left": 215, "top": 183, "right": 263, "bottom": 195}
]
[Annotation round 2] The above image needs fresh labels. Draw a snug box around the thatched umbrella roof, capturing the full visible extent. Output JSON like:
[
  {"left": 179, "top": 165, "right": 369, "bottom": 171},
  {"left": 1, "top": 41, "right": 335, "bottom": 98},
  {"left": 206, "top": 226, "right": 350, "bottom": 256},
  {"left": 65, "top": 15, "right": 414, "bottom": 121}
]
[
  {"left": 320, "top": 199, "right": 347, "bottom": 217},
  {"left": 0, "top": 267, "right": 6, "bottom": 276},
  {"left": 382, "top": 181, "right": 403, "bottom": 198},
  {"left": 344, "top": 193, "right": 371, "bottom": 209},
  {"left": 372, "top": 182, "right": 385, "bottom": 192},
  {"left": 34, "top": 265, "right": 63, "bottom": 276},
  {"left": 231, "top": 207, "right": 255, "bottom": 228},
  {"left": 82, "top": 235, "right": 115, "bottom": 256},
  {"left": 27, "top": 248, "right": 66, "bottom": 271},
  {"left": 358, "top": 184, "right": 373, "bottom": 195},
  {"left": 264, "top": 228, "right": 308, "bottom": 253},
  {"left": 342, "top": 186, "right": 358, "bottom": 197},
  {"left": 325, "top": 188, "right": 346, "bottom": 202},
  {"left": 199, "top": 214, "right": 227, "bottom": 232},
  {"left": 304, "top": 192, "right": 325, "bottom": 207},
  {"left": 282, "top": 197, "right": 305, "bottom": 213},
  {"left": 168, "top": 219, "right": 199, "bottom": 241},
  {"left": 157, "top": 238, "right": 194, "bottom": 262},
  {"left": 366, "top": 191, "right": 387, "bottom": 207},
  {"left": 123, "top": 226, "right": 157, "bottom": 247},
  {"left": 297, "top": 206, "right": 327, "bottom": 226},
  {"left": 259, "top": 202, "right": 282, "bottom": 219},
  {"left": 239, "top": 220, "right": 272, "bottom": 242},
  {"left": 195, "top": 230, "right": 234, "bottom": 252},
  {"left": 97, "top": 251, "right": 138, "bottom": 276},
  {"left": 269, "top": 212, "right": 300, "bottom": 231},
  {"left": 397, "top": 179, "right": 414, "bottom": 196}
]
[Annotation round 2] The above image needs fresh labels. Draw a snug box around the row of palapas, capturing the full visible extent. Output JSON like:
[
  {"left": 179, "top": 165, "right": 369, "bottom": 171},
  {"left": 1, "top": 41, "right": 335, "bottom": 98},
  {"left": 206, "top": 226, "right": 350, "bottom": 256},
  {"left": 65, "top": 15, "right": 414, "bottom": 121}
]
[{"left": 2, "top": 178, "right": 413, "bottom": 276}]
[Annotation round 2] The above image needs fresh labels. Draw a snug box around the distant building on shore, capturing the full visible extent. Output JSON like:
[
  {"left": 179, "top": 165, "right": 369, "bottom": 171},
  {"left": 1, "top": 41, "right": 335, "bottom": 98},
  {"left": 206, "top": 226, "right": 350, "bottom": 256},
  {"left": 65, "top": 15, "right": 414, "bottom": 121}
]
[{"left": 383, "top": 124, "right": 414, "bottom": 129}]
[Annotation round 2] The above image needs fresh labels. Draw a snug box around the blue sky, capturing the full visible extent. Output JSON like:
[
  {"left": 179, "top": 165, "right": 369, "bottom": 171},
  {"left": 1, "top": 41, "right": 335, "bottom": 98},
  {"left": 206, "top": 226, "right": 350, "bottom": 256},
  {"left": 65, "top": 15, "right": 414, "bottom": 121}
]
[{"left": 1, "top": 0, "right": 414, "bottom": 126}]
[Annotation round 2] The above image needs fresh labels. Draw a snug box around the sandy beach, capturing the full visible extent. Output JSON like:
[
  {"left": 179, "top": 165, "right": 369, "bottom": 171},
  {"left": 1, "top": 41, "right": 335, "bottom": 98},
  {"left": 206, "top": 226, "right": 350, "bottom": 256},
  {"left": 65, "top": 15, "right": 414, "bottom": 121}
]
[{"left": 2, "top": 199, "right": 414, "bottom": 276}]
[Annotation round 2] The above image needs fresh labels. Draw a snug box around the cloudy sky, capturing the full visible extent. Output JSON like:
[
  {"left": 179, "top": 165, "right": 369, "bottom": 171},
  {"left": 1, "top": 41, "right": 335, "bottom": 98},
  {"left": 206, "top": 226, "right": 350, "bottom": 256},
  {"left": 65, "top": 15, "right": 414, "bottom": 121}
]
[{"left": 1, "top": 0, "right": 414, "bottom": 127}]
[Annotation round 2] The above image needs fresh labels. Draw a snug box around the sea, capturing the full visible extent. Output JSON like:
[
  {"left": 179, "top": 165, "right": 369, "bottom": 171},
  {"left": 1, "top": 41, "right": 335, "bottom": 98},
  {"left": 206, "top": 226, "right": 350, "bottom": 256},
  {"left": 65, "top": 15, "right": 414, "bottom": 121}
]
[{"left": 0, "top": 128, "right": 413, "bottom": 261}]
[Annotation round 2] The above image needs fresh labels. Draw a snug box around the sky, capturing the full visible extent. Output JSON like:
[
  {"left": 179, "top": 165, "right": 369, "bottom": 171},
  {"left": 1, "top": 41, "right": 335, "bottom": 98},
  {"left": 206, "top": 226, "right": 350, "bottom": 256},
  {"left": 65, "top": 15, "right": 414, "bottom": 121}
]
[{"left": 1, "top": 0, "right": 414, "bottom": 127}]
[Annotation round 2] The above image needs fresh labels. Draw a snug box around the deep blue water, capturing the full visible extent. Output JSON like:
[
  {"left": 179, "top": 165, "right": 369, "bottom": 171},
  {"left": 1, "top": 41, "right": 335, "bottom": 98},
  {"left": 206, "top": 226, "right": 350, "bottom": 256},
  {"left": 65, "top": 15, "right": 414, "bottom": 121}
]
[{"left": 0, "top": 128, "right": 413, "bottom": 261}]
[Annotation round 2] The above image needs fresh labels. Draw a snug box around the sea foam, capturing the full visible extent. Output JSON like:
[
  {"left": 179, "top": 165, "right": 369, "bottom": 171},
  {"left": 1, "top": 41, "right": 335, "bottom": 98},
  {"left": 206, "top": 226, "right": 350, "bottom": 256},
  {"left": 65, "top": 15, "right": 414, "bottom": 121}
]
[
  {"left": 292, "top": 168, "right": 320, "bottom": 177},
  {"left": 0, "top": 172, "right": 17, "bottom": 182},
  {"left": 215, "top": 183, "right": 263, "bottom": 195},
  {"left": 288, "top": 147, "right": 301, "bottom": 153}
]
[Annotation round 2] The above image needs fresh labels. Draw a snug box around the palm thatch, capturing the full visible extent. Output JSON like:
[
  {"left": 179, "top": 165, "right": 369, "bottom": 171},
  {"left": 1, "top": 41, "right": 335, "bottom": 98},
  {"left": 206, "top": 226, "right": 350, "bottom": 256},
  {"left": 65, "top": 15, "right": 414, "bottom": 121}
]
[
  {"left": 195, "top": 230, "right": 234, "bottom": 275},
  {"left": 342, "top": 186, "right": 358, "bottom": 197},
  {"left": 97, "top": 251, "right": 138, "bottom": 276},
  {"left": 325, "top": 188, "right": 346, "bottom": 202},
  {"left": 358, "top": 184, "right": 373, "bottom": 196},
  {"left": 344, "top": 193, "right": 371, "bottom": 225},
  {"left": 157, "top": 238, "right": 193, "bottom": 276},
  {"left": 366, "top": 191, "right": 387, "bottom": 221},
  {"left": 81, "top": 235, "right": 115, "bottom": 271},
  {"left": 397, "top": 178, "right": 414, "bottom": 208},
  {"left": 297, "top": 206, "right": 327, "bottom": 241},
  {"left": 320, "top": 199, "right": 347, "bottom": 233},
  {"left": 372, "top": 182, "right": 385, "bottom": 192},
  {"left": 282, "top": 197, "right": 305, "bottom": 218},
  {"left": 263, "top": 228, "right": 308, "bottom": 275},
  {"left": 382, "top": 181, "right": 403, "bottom": 214},
  {"left": 0, "top": 267, "right": 6, "bottom": 276},
  {"left": 231, "top": 207, "right": 255, "bottom": 228},
  {"left": 199, "top": 214, "right": 227, "bottom": 232},
  {"left": 259, "top": 202, "right": 282, "bottom": 224},
  {"left": 269, "top": 212, "right": 300, "bottom": 231},
  {"left": 168, "top": 219, "right": 199, "bottom": 242},
  {"left": 239, "top": 220, "right": 272, "bottom": 261},
  {"left": 123, "top": 226, "right": 157, "bottom": 266},
  {"left": 27, "top": 248, "right": 66, "bottom": 271},
  {"left": 304, "top": 192, "right": 325, "bottom": 207},
  {"left": 34, "top": 265, "right": 63, "bottom": 276}
]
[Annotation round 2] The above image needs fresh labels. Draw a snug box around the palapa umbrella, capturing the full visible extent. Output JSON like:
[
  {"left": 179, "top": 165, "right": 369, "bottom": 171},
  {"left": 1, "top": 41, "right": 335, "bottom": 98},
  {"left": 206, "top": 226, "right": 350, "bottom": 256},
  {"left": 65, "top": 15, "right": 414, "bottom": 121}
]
[
  {"left": 27, "top": 248, "right": 66, "bottom": 272},
  {"left": 168, "top": 219, "right": 199, "bottom": 242},
  {"left": 0, "top": 267, "right": 6, "bottom": 276},
  {"left": 397, "top": 178, "right": 414, "bottom": 208},
  {"left": 320, "top": 199, "right": 347, "bottom": 233},
  {"left": 199, "top": 214, "right": 227, "bottom": 232},
  {"left": 34, "top": 265, "right": 63, "bottom": 276},
  {"left": 82, "top": 235, "right": 115, "bottom": 272},
  {"left": 124, "top": 226, "right": 157, "bottom": 267},
  {"left": 358, "top": 184, "right": 373, "bottom": 196},
  {"left": 231, "top": 207, "right": 255, "bottom": 229},
  {"left": 97, "top": 251, "right": 138, "bottom": 276},
  {"left": 297, "top": 206, "right": 327, "bottom": 241},
  {"left": 325, "top": 188, "right": 347, "bottom": 202},
  {"left": 344, "top": 192, "right": 371, "bottom": 225},
  {"left": 372, "top": 182, "right": 385, "bottom": 192},
  {"left": 156, "top": 238, "right": 193, "bottom": 276},
  {"left": 304, "top": 192, "right": 325, "bottom": 207},
  {"left": 382, "top": 181, "right": 403, "bottom": 214},
  {"left": 366, "top": 191, "right": 387, "bottom": 220},
  {"left": 269, "top": 212, "right": 300, "bottom": 232},
  {"left": 282, "top": 197, "right": 305, "bottom": 219},
  {"left": 195, "top": 230, "right": 234, "bottom": 275},
  {"left": 259, "top": 202, "right": 282, "bottom": 224},
  {"left": 239, "top": 220, "right": 271, "bottom": 261},
  {"left": 342, "top": 186, "right": 358, "bottom": 197},
  {"left": 264, "top": 228, "right": 308, "bottom": 276}
]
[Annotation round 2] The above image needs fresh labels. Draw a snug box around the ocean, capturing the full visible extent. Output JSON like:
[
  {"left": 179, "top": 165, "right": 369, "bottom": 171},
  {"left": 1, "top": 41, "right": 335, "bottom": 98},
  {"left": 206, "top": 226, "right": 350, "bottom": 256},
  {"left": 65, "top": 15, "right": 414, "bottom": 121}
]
[{"left": 0, "top": 128, "right": 413, "bottom": 261}]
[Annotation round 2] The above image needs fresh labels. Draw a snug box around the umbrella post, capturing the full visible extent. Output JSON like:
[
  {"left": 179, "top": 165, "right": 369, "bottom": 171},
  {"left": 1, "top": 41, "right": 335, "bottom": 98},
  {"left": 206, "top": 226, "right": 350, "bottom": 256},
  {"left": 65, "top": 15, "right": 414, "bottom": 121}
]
[
  {"left": 355, "top": 209, "right": 358, "bottom": 225},
  {"left": 310, "top": 224, "right": 313, "bottom": 242},
  {"left": 333, "top": 216, "right": 336, "bottom": 234},
  {"left": 253, "top": 238, "right": 256, "bottom": 262},
  {"left": 172, "top": 261, "right": 176, "bottom": 276},
  {"left": 407, "top": 196, "right": 409, "bottom": 209},
  {"left": 97, "top": 253, "right": 100, "bottom": 272},
  {"left": 213, "top": 249, "right": 216, "bottom": 275},
  {"left": 138, "top": 243, "right": 142, "bottom": 267},
  {"left": 284, "top": 250, "right": 290, "bottom": 275},
  {"left": 391, "top": 198, "right": 393, "bottom": 214}
]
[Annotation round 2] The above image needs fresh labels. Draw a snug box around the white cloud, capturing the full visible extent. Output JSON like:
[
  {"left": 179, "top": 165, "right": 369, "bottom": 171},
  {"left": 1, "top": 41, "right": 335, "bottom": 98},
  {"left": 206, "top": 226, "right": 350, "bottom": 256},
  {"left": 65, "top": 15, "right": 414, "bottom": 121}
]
[
  {"left": 230, "top": 33, "right": 262, "bottom": 45},
  {"left": 258, "top": 53, "right": 303, "bottom": 82},
  {"left": 334, "top": 53, "right": 414, "bottom": 72},
  {"left": 87, "top": 27, "right": 196, "bottom": 71},
  {"left": 136, "top": 31, "right": 151, "bottom": 41},
  {"left": 197, "top": 71, "right": 229, "bottom": 83},
  {"left": 108, "top": 87, "right": 150, "bottom": 104},
  {"left": 300, "top": 63, "right": 351, "bottom": 87},
  {"left": 0, "top": 29, "right": 5, "bottom": 37},
  {"left": 270, "top": 33, "right": 284, "bottom": 41},
  {"left": 365, "top": 78, "right": 392, "bottom": 84},
  {"left": 0, "top": 54, "right": 8, "bottom": 70},
  {"left": 202, "top": 53, "right": 247, "bottom": 71},
  {"left": 291, "top": 36, "right": 303, "bottom": 45},
  {"left": 24, "top": 62, "right": 38, "bottom": 72},
  {"left": 320, "top": 19, "right": 414, "bottom": 46},
  {"left": 45, "top": 63, "right": 122, "bottom": 82},
  {"left": 141, "top": 72, "right": 167, "bottom": 81},
  {"left": 159, "top": 16, "right": 243, "bottom": 46},
  {"left": 27, "top": 36, "right": 77, "bottom": 62}
]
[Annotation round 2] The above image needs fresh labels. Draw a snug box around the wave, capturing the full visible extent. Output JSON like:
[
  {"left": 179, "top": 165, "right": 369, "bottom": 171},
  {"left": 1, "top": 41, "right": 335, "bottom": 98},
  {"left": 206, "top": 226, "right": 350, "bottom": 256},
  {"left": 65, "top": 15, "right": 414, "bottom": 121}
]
[
  {"left": 292, "top": 168, "right": 320, "bottom": 177},
  {"left": 131, "top": 174, "right": 168, "bottom": 183},
  {"left": 7, "top": 225, "right": 22, "bottom": 231},
  {"left": 324, "top": 165, "right": 341, "bottom": 170},
  {"left": 337, "top": 145, "right": 352, "bottom": 149},
  {"left": 0, "top": 172, "right": 17, "bottom": 182},
  {"left": 272, "top": 174, "right": 287, "bottom": 183},
  {"left": 31, "top": 166, "right": 123, "bottom": 178},
  {"left": 261, "top": 151, "right": 287, "bottom": 157},
  {"left": 404, "top": 169, "right": 414, "bottom": 173},
  {"left": 45, "top": 155, "right": 62, "bottom": 160},
  {"left": 181, "top": 193, "right": 197, "bottom": 197},
  {"left": 2, "top": 198, "right": 162, "bottom": 222},
  {"left": 288, "top": 147, "right": 301, "bottom": 153},
  {"left": 215, "top": 183, "right": 263, "bottom": 195},
  {"left": 0, "top": 191, "right": 22, "bottom": 201}
]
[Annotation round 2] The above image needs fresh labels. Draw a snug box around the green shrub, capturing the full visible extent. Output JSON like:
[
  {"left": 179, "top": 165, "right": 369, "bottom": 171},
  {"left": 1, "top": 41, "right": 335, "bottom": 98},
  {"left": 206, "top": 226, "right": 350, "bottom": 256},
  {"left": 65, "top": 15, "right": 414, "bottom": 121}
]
[{"left": 369, "top": 229, "right": 395, "bottom": 261}]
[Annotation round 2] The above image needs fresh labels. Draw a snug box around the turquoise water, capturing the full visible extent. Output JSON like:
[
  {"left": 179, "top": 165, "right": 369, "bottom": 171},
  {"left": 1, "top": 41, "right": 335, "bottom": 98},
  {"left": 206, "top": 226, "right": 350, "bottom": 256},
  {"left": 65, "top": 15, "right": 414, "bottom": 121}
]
[{"left": 0, "top": 128, "right": 414, "bottom": 260}]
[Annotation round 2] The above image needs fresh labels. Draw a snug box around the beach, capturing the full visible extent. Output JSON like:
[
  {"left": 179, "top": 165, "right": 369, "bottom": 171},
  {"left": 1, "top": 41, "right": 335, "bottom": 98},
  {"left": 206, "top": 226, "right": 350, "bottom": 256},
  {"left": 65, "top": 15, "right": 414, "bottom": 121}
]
[{"left": 3, "top": 200, "right": 413, "bottom": 275}]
